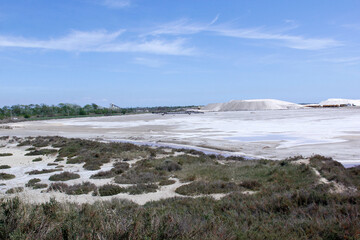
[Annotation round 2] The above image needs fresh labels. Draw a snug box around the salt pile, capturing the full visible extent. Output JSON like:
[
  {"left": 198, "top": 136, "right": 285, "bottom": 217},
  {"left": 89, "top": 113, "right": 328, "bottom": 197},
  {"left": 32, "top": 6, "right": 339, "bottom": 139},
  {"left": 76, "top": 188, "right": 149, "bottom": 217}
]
[
  {"left": 202, "top": 99, "right": 303, "bottom": 112},
  {"left": 319, "top": 98, "right": 360, "bottom": 106}
]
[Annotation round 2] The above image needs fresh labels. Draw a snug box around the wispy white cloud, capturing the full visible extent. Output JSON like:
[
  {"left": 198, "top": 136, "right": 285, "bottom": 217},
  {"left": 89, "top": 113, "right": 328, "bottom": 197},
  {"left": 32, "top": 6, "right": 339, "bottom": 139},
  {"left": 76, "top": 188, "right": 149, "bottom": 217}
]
[
  {"left": 150, "top": 18, "right": 342, "bottom": 50},
  {"left": 0, "top": 30, "right": 194, "bottom": 55},
  {"left": 213, "top": 27, "right": 340, "bottom": 50},
  {"left": 132, "top": 57, "right": 164, "bottom": 67},
  {"left": 100, "top": 0, "right": 130, "bottom": 8}
]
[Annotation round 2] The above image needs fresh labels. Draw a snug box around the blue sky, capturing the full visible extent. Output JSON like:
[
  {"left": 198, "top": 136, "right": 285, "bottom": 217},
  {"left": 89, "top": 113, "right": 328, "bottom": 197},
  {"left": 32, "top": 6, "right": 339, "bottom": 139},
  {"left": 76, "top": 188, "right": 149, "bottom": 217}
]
[{"left": 0, "top": 0, "right": 359, "bottom": 107}]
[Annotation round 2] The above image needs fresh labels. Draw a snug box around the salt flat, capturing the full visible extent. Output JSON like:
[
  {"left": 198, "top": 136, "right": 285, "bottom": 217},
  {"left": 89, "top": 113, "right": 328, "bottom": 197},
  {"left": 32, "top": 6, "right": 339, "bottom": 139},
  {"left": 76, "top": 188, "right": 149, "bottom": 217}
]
[{"left": 2, "top": 108, "right": 360, "bottom": 166}]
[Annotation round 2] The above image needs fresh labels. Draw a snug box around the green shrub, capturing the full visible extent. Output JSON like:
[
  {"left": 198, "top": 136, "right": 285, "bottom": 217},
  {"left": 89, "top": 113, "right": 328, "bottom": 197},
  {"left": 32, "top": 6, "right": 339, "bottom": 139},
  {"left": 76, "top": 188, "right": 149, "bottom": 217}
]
[
  {"left": 32, "top": 157, "right": 42, "bottom": 162},
  {"left": 98, "top": 184, "right": 125, "bottom": 196},
  {"left": 239, "top": 180, "right": 262, "bottom": 190},
  {"left": 0, "top": 165, "right": 11, "bottom": 169},
  {"left": 0, "top": 173, "right": 15, "bottom": 180},
  {"left": 0, "top": 153, "right": 13, "bottom": 157},
  {"left": 90, "top": 170, "right": 115, "bottom": 179},
  {"left": 25, "top": 178, "right": 41, "bottom": 187},
  {"left": 6, "top": 187, "right": 24, "bottom": 194},
  {"left": 47, "top": 182, "right": 69, "bottom": 192},
  {"left": 32, "top": 183, "right": 48, "bottom": 189},
  {"left": 27, "top": 169, "right": 62, "bottom": 175},
  {"left": 126, "top": 184, "right": 158, "bottom": 195},
  {"left": 25, "top": 149, "right": 57, "bottom": 156},
  {"left": 54, "top": 157, "right": 64, "bottom": 162},
  {"left": 49, "top": 172, "right": 80, "bottom": 181},
  {"left": 156, "top": 160, "right": 182, "bottom": 172},
  {"left": 65, "top": 182, "right": 97, "bottom": 195},
  {"left": 310, "top": 155, "right": 355, "bottom": 187},
  {"left": 114, "top": 169, "right": 167, "bottom": 184},
  {"left": 25, "top": 147, "right": 36, "bottom": 151},
  {"left": 83, "top": 163, "right": 101, "bottom": 171},
  {"left": 159, "top": 179, "right": 176, "bottom": 186},
  {"left": 175, "top": 180, "right": 241, "bottom": 196}
]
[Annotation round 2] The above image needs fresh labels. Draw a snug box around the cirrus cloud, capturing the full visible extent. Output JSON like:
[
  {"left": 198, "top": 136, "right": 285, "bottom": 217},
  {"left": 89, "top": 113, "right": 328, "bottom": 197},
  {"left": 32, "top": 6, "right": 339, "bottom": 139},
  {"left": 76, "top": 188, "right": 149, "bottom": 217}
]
[{"left": 0, "top": 30, "right": 194, "bottom": 55}]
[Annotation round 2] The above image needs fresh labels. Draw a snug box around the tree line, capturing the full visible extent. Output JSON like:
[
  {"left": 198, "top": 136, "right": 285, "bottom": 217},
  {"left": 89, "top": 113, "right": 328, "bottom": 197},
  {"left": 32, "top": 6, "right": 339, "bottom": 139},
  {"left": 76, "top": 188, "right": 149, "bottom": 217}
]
[
  {"left": 0, "top": 103, "right": 198, "bottom": 120},
  {"left": 0, "top": 103, "right": 121, "bottom": 120}
]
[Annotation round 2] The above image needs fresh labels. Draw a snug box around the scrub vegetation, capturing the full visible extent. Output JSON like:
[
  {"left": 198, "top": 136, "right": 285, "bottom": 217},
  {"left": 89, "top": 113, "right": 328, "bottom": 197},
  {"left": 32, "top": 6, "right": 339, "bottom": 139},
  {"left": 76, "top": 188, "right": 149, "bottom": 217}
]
[
  {"left": 0, "top": 153, "right": 12, "bottom": 157},
  {"left": 0, "top": 103, "right": 197, "bottom": 122},
  {"left": 0, "top": 136, "right": 359, "bottom": 239}
]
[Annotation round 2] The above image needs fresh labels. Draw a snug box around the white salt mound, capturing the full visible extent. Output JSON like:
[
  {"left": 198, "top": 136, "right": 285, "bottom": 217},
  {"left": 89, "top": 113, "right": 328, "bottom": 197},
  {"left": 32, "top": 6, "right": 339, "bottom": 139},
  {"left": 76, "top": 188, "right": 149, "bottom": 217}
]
[
  {"left": 202, "top": 99, "right": 303, "bottom": 112},
  {"left": 319, "top": 98, "right": 360, "bottom": 106}
]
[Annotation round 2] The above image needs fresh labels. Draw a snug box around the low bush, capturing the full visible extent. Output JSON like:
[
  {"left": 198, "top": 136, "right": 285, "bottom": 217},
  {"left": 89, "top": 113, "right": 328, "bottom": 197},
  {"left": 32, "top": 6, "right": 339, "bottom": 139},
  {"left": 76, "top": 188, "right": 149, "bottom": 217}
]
[
  {"left": 239, "top": 180, "right": 262, "bottom": 190},
  {"left": 25, "top": 149, "right": 57, "bottom": 156},
  {"left": 27, "top": 169, "right": 62, "bottom": 175},
  {"left": 5, "top": 187, "right": 24, "bottom": 194},
  {"left": 25, "top": 178, "right": 41, "bottom": 187},
  {"left": 0, "top": 165, "right": 11, "bottom": 169},
  {"left": 310, "top": 155, "right": 355, "bottom": 187},
  {"left": 83, "top": 163, "right": 101, "bottom": 171},
  {"left": 156, "top": 160, "right": 182, "bottom": 172},
  {"left": 0, "top": 153, "right": 13, "bottom": 157},
  {"left": 175, "top": 180, "right": 241, "bottom": 196},
  {"left": 126, "top": 184, "right": 158, "bottom": 195},
  {"left": 98, "top": 184, "right": 125, "bottom": 196},
  {"left": 0, "top": 173, "right": 15, "bottom": 180},
  {"left": 49, "top": 172, "right": 80, "bottom": 181},
  {"left": 25, "top": 147, "right": 36, "bottom": 151},
  {"left": 47, "top": 182, "right": 69, "bottom": 192},
  {"left": 32, "top": 157, "right": 42, "bottom": 162},
  {"left": 112, "top": 161, "right": 130, "bottom": 173},
  {"left": 65, "top": 182, "right": 97, "bottom": 195},
  {"left": 54, "top": 157, "right": 64, "bottom": 162},
  {"left": 32, "top": 183, "right": 48, "bottom": 189},
  {"left": 47, "top": 163, "right": 58, "bottom": 166},
  {"left": 159, "top": 179, "right": 176, "bottom": 186},
  {"left": 115, "top": 169, "right": 167, "bottom": 184},
  {"left": 90, "top": 170, "right": 115, "bottom": 179}
]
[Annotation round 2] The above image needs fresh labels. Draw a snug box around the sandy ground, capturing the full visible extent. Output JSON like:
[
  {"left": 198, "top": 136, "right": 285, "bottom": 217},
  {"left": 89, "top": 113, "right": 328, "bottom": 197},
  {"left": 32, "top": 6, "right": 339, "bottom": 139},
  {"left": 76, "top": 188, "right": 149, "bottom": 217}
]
[
  {"left": 1, "top": 108, "right": 359, "bottom": 166},
  {"left": 0, "top": 140, "right": 230, "bottom": 204}
]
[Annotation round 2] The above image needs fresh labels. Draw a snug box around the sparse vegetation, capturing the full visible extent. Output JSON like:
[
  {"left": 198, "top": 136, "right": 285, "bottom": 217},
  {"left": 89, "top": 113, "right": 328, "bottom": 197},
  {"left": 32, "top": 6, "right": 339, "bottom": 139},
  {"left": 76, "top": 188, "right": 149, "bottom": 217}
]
[
  {"left": 310, "top": 155, "right": 355, "bottom": 187},
  {"left": 97, "top": 184, "right": 125, "bottom": 196},
  {"left": 65, "top": 182, "right": 97, "bottom": 195},
  {"left": 32, "top": 157, "right": 42, "bottom": 162},
  {"left": 25, "top": 149, "right": 57, "bottom": 156},
  {"left": 0, "top": 173, "right": 15, "bottom": 180},
  {"left": 5, "top": 187, "right": 24, "bottom": 194},
  {"left": 0, "top": 165, "right": 11, "bottom": 169},
  {"left": 0, "top": 153, "right": 13, "bottom": 157},
  {"left": 126, "top": 184, "right": 158, "bottom": 195},
  {"left": 159, "top": 179, "right": 176, "bottom": 186},
  {"left": 27, "top": 169, "right": 62, "bottom": 175},
  {"left": 175, "top": 180, "right": 241, "bottom": 196},
  {"left": 114, "top": 169, "right": 167, "bottom": 184},
  {"left": 155, "top": 160, "right": 182, "bottom": 172},
  {"left": 32, "top": 183, "right": 48, "bottom": 189},
  {"left": 25, "top": 178, "right": 41, "bottom": 187},
  {"left": 49, "top": 172, "right": 80, "bottom": 181},
  {"left": 0, "top": 136, "right": 359, "bottom": 239},
  {"left": 90, "top": 170, "right": 115, "bottom": 179},
  {"left": 47, "top": 182, "right": 68, "bottom": 192}
]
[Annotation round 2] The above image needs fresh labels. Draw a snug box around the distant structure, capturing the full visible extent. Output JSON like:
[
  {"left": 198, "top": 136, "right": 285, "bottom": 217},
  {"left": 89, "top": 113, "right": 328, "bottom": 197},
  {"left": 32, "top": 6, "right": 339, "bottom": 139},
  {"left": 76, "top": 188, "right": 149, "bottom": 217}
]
[{"left": 109, "top": 103, "right": 121, "bottom": 110}]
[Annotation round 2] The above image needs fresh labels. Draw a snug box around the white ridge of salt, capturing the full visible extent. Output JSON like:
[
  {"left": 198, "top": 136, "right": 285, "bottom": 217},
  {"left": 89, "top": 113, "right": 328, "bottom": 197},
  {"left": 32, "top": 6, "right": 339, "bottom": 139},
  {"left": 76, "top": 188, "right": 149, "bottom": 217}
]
[
  {"left": 202, "top": 99, "right": 303, "bottom": 112},
  {"left": 319, "top": 98, "right": 360, "bottom": 106}
]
